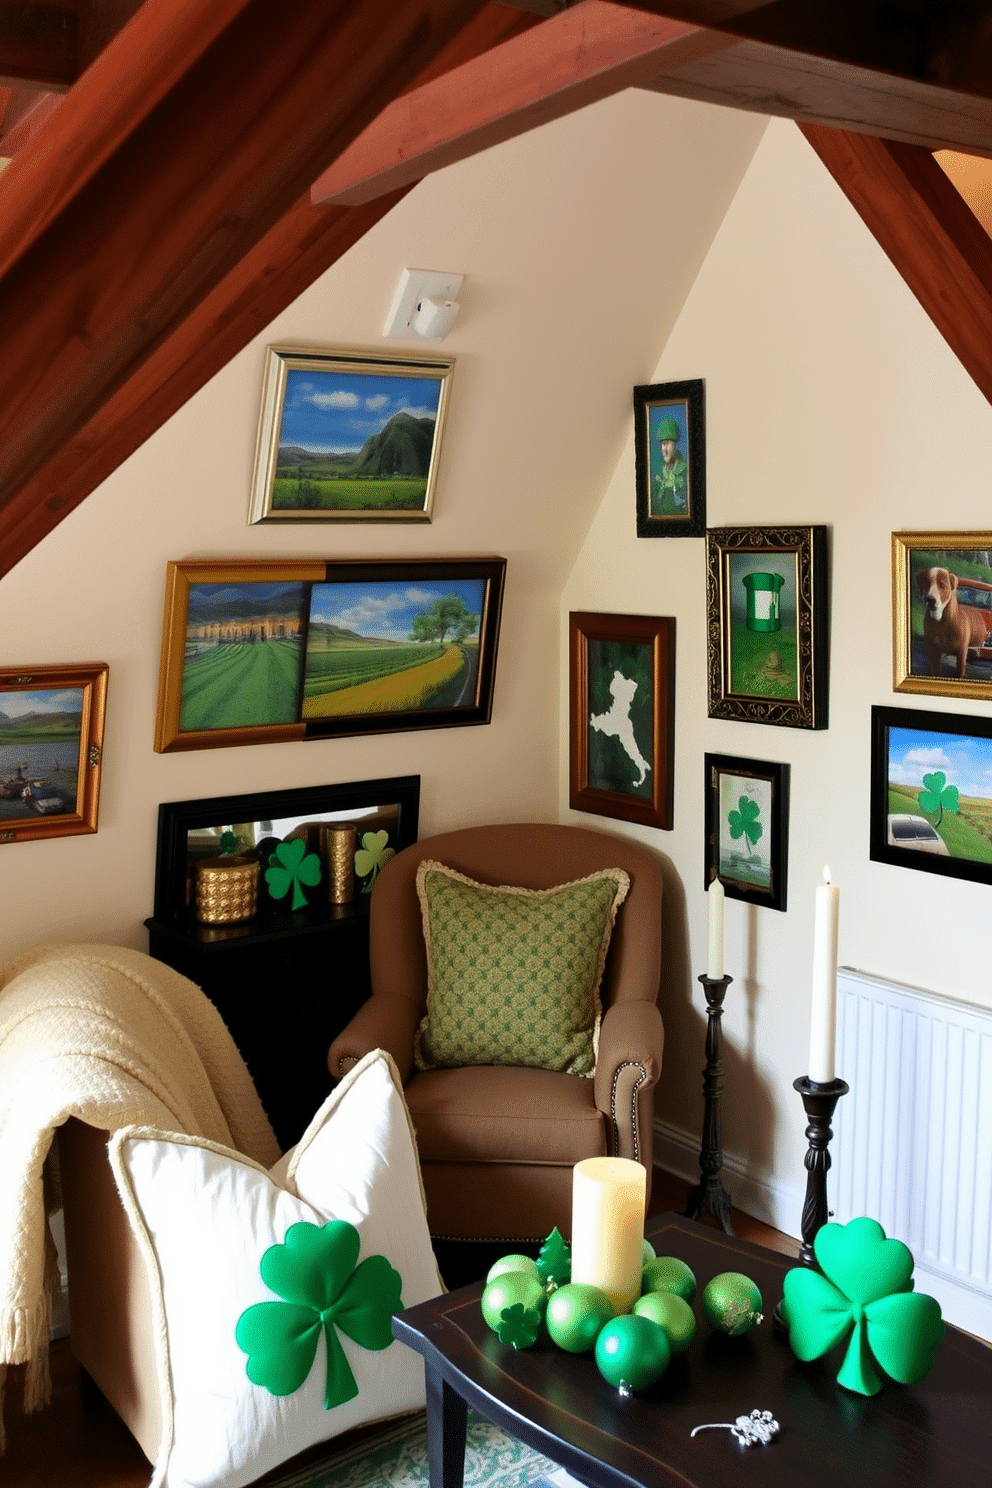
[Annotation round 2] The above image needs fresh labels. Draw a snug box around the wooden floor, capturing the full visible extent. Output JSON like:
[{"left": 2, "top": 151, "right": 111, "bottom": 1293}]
[{"left": 0, "top": 1171, "right": 798, "bottom": 1488}]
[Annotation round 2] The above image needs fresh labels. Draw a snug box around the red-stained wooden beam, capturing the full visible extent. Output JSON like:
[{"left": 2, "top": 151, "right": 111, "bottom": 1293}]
[
  {"left": 800, "top": 125, "right": 992, "bottom": 406},
  {"left": 313, "top": 0, "right": 728, "bottom": 206},
  {"left": 0, "top": 0, "right": 491, "bottom": 580}
]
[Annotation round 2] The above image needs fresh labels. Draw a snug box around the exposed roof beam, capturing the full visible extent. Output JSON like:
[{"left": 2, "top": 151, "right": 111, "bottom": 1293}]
[
  {"left": 0, "top": 0, "right": 524, "bottom": 580},
  {"left": 0, "top": 2, "right": 77, "bottom": 89},
  {"left": 313, "top": 1, "right": 728, "bottom": 207},
  {"left": 799, "top": 125, "right": 992, "bottom": 406}
]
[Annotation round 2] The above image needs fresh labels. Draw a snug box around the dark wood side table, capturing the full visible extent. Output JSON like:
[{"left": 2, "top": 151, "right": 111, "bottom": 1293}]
[
  {"left": 393, "top": 1214, "right": 991, "bottom": 1488},
  {"left": 145, "top": 904, "right": 371, "bottom": 1149}
]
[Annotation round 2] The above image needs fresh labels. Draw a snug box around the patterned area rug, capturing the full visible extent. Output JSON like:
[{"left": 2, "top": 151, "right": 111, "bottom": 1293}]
[{"left": 265, "top": 1407, "right": 571, "bottom": 1488}]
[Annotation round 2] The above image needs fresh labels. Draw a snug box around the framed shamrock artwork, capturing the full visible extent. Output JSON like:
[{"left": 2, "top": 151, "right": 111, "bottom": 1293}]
[
  {"left": 704, "top": 753, "right": 789, "bottom": 911},
  {"left": 869, "top": 705, "right": 992, "bottom": 885}
]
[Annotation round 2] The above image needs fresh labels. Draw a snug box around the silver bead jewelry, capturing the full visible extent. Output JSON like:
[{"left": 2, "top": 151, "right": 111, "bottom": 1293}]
[{"left": 691, "top": 1409, "right": 780, "bottom": 1447}]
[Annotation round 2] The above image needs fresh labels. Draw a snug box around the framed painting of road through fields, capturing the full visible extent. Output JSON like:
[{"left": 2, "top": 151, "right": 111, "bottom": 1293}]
[
  {"left": 568, "top": 611, "right": 675, "bottom": 830},
  {"left": 247, "top": 345, "right": 454, "bottom": 524},
  {"left": 0, "top": 662, "right": 108, "bottom": 842},
  {"left": 154, "top": 558, "right": 506, "bottom": 752},
  {"left": 704, "top": 753, "right": 789, "bottom": 911},
  {"left": 869, "top": 705, "right": 992, "bottom": 886}
]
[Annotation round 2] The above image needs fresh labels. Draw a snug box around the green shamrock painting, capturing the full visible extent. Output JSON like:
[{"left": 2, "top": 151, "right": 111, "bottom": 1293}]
[
  {"left": 354, "top": 829, "right": 395, "bottom": 893},
  {"left": 265, "top": 838, "right": 322, "bottom": 910},
  {"left": 782, "top": 1216, "right": 944, "bottom": 1396},
  {"left": 728, "top": 794, "right": 763, "bottom": 856},
  {"left": 917, "top": 770, "right": 959, "bottom": 828},
  {"left": 236, "top": 1220, "right": 403, "bottom": 1409}
]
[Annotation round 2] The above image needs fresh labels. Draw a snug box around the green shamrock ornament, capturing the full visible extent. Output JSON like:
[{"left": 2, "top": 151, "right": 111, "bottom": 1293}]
[
  {"left": 782, "top": 1216, "right": 944, "bottom": 1396},
  {"left": 354, "top": 830, "right": 395, "bottom": 893},
  {"left": 236, "top": 1220, "right": 403, "bottom": 1410},
  {"left": 536, "top": 1228, "right": 571, "bottom": 1290},
  {"left": 265, "top": 838, "right": 322, "bottom": 910},
  {"left": 495, "top": 1301, "right": 543, "bottom": 1350}
]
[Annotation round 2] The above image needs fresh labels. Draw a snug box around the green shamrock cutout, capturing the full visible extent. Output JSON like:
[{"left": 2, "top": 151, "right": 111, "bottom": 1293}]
[
  {"left": 496, "top": 1302, "right": 543, "bottom": 1350},
  {"left": 354, "top": 830, "right": 395, "bottom": 893},
  {"left": 265, "top": 838, "right": 322, "bottom": 910},
  {"left": 537, "top": 1228, "right": 571, "bottom": 1291},
  {"left": 782, "top": 1217, "right": 944, "bottom": 1396},
  {"left": 236, "top": 1220, "right": 403, "bottom": 1410},
  {"left": 918, "top": 771, "right": 959, "bottom": 828},
  {"left": 728, "top": 795, "right": 763, "bottom": 855},
  {"left": 218, "top": 829, "right": 239, "bottom": 855}
]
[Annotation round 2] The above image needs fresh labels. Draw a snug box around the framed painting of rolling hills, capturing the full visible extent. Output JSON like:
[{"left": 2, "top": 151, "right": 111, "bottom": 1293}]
[
  {"left": 247, "top": 345, "right": 454, "bottom": 524},
  {"left": 154, "top": 557, "right": 505, "bottom": 752}
]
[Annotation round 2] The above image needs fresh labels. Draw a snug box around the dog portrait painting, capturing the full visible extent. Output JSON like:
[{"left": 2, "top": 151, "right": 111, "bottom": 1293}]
[{"left": 894, "top": 535, "right": 992, "bottom": 701}]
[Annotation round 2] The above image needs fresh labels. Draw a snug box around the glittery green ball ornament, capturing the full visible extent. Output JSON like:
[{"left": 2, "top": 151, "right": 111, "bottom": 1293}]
[
  {"left": 641, "top": 1255, "right": 697, "bottom": 1304},
  {"left": 486, "top": 1253, "right": 539, "bottom": 1285},
  {"left": 702, "top": 1272, "right": 764, "bottom": 1335},
  {"left": 632, "top": 1290, "right": 697, "bottom": 1354},
  {"left": 481, "top": 1272, "right": 546, "bottom": 1334},
  {"left": 594, "top": 1315, "right": 672, "bottom": 1392},
  {"left": 546, "top": 1283, "right": 614, "bottom": 1353}
]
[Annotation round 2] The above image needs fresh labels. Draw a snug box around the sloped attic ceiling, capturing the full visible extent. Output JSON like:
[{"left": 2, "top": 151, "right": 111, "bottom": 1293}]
[{"left": 0, "top": 0, "right": 991, "bottom": 582}]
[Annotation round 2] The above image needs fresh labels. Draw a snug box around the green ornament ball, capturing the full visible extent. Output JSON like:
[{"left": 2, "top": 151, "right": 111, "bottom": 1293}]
[
  {"left": 594, "top": 1314, "right": 672, "bottom": 1393},
  {"left": 702, "top": 1272, "right": 764, "bottom": 1335},
  {"left": 487, "top": 1253, "right": 539, "bottom": 1284},
  {"left": 642, "top": 1238, "right": 656, "bottom": 1265},
  {"left": 642, "top": 1255, "right": 697, "bottom": 1304},
  {"left": 546, "top": 1283, "right": 615, "bottom": 1353},
  {"left": 632, "top": 1290, "right": 697, "bottom": 1354},
  {"left": 481, "top": 1272, "right": 546, "bottom": 1334}
]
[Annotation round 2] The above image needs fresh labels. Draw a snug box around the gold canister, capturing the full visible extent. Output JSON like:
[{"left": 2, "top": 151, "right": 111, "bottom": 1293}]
[
  {"left": 195, "top": 855, "right": 259, "bottom": 925},
  {"left": 321, "top": 824, "right": 356, "bottom": 905}
]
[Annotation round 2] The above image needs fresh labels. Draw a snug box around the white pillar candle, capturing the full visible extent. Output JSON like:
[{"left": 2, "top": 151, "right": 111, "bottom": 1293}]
[
  {"left": 707, "top": 876, "right": 725, "bottom": 980},
  {"left": 570, "top": 1156, "right": 646, "bottom": 1313},
  {"left": 808, "top": 865, "right": 840, "bottom": 1083}
]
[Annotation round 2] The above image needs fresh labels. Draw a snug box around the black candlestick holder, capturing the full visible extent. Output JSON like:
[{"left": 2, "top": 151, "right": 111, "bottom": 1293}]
[
  {"left": 684, "top": 973, "right": 735, "bottom": 1235},
  {"left": 794, "top": 1074, "right": 849, "bottom": 1266}
]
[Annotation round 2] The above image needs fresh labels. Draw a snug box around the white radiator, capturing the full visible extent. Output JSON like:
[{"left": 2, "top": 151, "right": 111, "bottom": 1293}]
[{"left": 833, "top": 968, "right": 992, "bottom": 1340}]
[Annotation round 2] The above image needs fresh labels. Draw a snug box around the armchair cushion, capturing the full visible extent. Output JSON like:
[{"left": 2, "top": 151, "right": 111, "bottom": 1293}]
[
  {"left": 413, "top": 861, "right": 629, "bottom": 1077},
  {"left": 109, "top": 1050, "right": 441, "bottom": 1488}
]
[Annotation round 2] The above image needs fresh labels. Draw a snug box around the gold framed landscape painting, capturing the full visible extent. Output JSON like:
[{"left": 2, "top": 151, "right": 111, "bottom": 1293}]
[
  {"left": 247, "top": 345, "right": 454, "bottom": 524},
  {"left": 0, "top": 662, "right": 108, "bottom": 842},
  {"left": 154, "top": 558, "right": 505, "bottom": 752}
]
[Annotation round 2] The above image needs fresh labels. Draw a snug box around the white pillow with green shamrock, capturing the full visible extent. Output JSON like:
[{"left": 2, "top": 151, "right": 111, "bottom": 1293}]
[{"left": 110, "top": 1049, "right": 442, "bottom": 1488}]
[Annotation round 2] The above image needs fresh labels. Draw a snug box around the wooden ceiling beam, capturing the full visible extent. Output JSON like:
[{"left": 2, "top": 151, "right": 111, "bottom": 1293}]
[
  {"left": 0, "top": 0, "right": 521, "bottom": 580},
  {"left": 0, "top": 2, "right": 77, "bottom": 89},
  {"left": 799, "top": 125, "right": 992, "bottom": 406},
  {"left": 312, "top": 0, "right": 728, "bottom": 207}
]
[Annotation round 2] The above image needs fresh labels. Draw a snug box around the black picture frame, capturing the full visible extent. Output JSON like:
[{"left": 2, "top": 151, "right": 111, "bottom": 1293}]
[
  {"left": 706, "top": 524, "right": 829, "bottom": 729},
  {"left": 870, "top": 706, "right": 992, "bottom": 885},
  {"left": 704, "top": 753, "right": 789, "bottom": 911},
  {"left": 154, "top": 556, "right": 505, "bottom": 752},
  {"left": 634, "top": 378, "right": 705, "bottom": 538},
  {"left": 568, "top": 611, "right": 676, "bottom": 830},
  {"left": 152, "top": 774, "right": 421, "bottom": 926}
]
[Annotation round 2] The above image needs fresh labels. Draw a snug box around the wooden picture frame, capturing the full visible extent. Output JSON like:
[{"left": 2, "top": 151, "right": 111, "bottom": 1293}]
[
  {"left": 706, "top": 524, "right": 828, "bottom": 729},
  {"left": 704, "top": 752, "right": 789, "bottom": 911},
  {"left": 154, "top": 557, "right": 505, "bottom": 752},
  {"left": 0, "top": 662, "right": 108, "bottom": 843},
  {"left": 568, "top": 611, "right": 675, "bottom": 830},
  {"left": 870, "top": 705, "right": 992, "bottom": 885},
  {"left": 634, "top": 378, "right": 705, "bottom": 538},
  {"left": 892, "top": 531, "right": 992, "bottom": 701},
  {"left": 247, "top": 345, "right": 453, "bottom": 524},
  {"left": 152, "top": 774, "right": 421, "bottom": 927}
]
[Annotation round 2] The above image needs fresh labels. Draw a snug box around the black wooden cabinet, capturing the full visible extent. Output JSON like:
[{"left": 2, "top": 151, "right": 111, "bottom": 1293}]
[{"left": 145, "top": 905, "right": 372, "bottom": 1151}]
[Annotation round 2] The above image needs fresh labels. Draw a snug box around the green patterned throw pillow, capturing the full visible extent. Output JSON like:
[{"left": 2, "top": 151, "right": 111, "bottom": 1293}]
[{"left": 413, "top": 861, "right": 630, "bottom": 1077}]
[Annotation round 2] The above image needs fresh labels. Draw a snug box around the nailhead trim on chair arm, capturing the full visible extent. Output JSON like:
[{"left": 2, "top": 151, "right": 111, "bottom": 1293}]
[{"left": 609, "top": 1059, "right": 650, "bottom": 1163}]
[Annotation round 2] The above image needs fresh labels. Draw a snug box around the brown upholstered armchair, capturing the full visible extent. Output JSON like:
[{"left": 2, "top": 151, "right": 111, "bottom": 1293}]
[{"left": 327, "top": 822, "right": 664, "bottom": 1242}]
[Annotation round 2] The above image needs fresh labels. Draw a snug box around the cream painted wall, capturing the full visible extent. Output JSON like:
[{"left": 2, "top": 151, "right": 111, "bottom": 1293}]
[
  {"left": 562, "top": 118, "right": 992, "bottom": 1229},
  {"left": 0, "top": 90, "right": 763, "bottom": 964}
]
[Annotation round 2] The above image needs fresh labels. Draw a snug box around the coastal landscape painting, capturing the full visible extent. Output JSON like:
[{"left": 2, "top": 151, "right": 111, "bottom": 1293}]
[
  {"left": 248, "top": 347, "right": 453, "bottom": 523},
  {"left": 0, "top": 663, "right": 107, "bottom": 841},
  {"left": 155, "top": 559, "right": 505, "bottom": 751}
]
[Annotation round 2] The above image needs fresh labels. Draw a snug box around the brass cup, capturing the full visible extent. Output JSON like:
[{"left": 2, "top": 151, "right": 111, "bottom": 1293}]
[
  {"left": 321, "top": 824, "right": 356, "bottom": 905},
  {"left": 195, "top": 856, "right": 259, "bottom": 925}
]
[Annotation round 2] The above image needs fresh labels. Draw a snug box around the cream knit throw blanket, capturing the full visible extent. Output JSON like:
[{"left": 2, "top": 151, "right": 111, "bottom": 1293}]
[{"left": 0, "top": 941, "right": 280, "bottom": 1449}]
